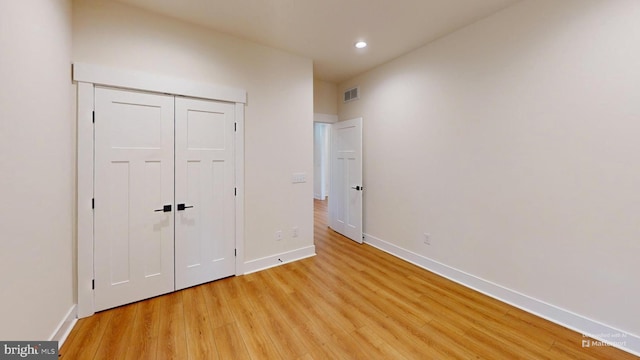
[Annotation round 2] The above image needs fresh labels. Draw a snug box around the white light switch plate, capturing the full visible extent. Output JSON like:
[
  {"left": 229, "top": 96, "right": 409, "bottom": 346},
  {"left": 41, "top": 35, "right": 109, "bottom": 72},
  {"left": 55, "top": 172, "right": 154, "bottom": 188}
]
[{"left": 292, "top": 173, "right": 307, "bottom": 183}]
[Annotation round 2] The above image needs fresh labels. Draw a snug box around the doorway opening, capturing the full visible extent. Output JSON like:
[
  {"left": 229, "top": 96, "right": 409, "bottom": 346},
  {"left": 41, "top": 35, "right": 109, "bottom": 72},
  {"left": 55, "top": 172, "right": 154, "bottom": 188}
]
[
  {"left": 313, "top": 118, "right": 363, "bottom": 244},
  {"left": 314, "top": 122, "right": 330, "bottom": 201},
  {"left": 314, "top": 121, "right": 330, "bottom": 229}
]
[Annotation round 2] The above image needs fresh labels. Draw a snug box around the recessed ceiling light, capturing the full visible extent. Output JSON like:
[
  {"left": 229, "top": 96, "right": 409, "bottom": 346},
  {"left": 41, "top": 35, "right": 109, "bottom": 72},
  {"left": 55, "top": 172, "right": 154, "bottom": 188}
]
[{"left": 355, "top": 41, "right": 367, "bottom": 49}]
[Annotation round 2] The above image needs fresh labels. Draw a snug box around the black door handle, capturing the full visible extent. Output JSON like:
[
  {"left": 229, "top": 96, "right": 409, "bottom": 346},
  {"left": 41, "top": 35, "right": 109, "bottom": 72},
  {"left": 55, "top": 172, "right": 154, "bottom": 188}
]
[
  {"left": 351, "top": 185, "right": 364, "bottom": 191},
  {"left": 177, "top": 203, "right": 194, "bottom": 211},
  {"left": 154, "top": 204, "right": 172, "bottom": 212}
]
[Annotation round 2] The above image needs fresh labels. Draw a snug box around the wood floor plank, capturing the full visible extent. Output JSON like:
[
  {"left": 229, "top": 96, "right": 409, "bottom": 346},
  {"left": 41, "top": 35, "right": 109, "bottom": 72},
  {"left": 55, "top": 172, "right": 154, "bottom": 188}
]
[
  {"left": 156, "top": 291, "right": 187, "bottom": 360},
  {"left": 182, "top": 286, "right": 219, "bottom": 360},
  {"left": 354, "top": 269, "right": 434, "bottom": 327},
  {"left": 290, "top": 261, "right": 371, "bottom": 330},
  {"left": 200, "top": 280, "right": 236, "bottom": 329},
  {"left": 240, "top": 275, "right": 309, "bottom": 358},
  {"left": 289, "top": 279, "right": 360, "bottom": 335},
  {"left": 288, "top": 320, "right": 343, "bottom": 359},
  {"left": 60, "top": 199, "right": 639, "bottom": 360},
  {"left": 351, "top": 326, "right": 412, "bottom": 359},
  {"left": 124, "top": 297, "right": 161, "bottom": 360},
  {"left": 321, "top": 327, "right": 375, "bottom": 359},
  {"left": 60, "top": 309, "right": 112, "bottom": 360},
  {"left": 464, "top": 326, "right": 540, "bottom": 360},
  {"left": 248, "top": 271, "right": 309, "bottom": 327},
  {"left": 230, "top": 305, "right": 282, "bottom": 359},
  {"left": 423, "top": 319, "right": 482, "bottom": 360},
  {"left": 296, "top": 354, "right": 315, "bottom": 360},
  {"left": 267, "top": 265, "right": 297, "bottom": 294},
  {"left": 212, "top": 322, "right": 251, "bottom": 360},
  {"left": 225, "top": 279, "right": 284, "bottom": 359},
  {"left": 363, "top": 312, "right": 442, "bottom": 359},
  {"left": 93, "top": 303, "right": 138, "bottom": 360}
]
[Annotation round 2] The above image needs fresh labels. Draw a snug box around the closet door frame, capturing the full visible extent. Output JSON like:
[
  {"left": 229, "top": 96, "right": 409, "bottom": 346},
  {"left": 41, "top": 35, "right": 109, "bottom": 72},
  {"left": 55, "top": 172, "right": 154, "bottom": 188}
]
[{"left": 74, "top": 63, "right": 247, "bottom": 318}]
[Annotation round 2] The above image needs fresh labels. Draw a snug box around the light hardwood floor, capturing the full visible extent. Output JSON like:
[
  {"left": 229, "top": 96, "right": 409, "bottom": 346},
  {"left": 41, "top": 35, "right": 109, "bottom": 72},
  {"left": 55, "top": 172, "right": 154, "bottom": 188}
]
[{"left": 61, "top": 199, "right": 637, "bottom": 359}]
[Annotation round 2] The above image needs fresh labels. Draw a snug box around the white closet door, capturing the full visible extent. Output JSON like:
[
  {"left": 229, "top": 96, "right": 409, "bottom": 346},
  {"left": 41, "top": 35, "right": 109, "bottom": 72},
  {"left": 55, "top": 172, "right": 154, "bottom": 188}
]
[
  {"left": 329, "top": 118, "right": 363, "bottom": 243},
  {"left": 175, "top": 97, "right": 236, "bottom": 290},
  {"left": 94, "top": 87, "right": 175, "bottom": 311}
]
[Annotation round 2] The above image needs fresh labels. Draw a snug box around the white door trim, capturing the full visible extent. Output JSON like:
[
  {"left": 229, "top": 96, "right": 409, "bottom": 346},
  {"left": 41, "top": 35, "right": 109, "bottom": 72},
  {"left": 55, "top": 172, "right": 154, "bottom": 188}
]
[
  {"left": 75, "top": 63, "right": 246, "bottom": 318},
  {"left": 73, "top": 63, "right": 246, "bottom": 104},
  {"left": 76, "top": 82, "right": 94, "bottom": 318}
]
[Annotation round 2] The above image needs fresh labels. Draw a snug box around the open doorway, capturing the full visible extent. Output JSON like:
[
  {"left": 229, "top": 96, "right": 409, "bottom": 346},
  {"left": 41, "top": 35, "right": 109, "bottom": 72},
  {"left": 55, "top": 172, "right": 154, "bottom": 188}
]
[
  {"left": 313, "top": 118, "right": 364, "bottom": 244},
  {"left": 313, "top": 78, "right": 339, "bottom": 223},
  {"left": 327, "top": 118, "right": 363, "bottom": 243},
  {"left": 314, "top": 122, "right": 331, "bottom": 226},
  {"left": 314, "top": 122, "right": 330, "bottom": 201}
]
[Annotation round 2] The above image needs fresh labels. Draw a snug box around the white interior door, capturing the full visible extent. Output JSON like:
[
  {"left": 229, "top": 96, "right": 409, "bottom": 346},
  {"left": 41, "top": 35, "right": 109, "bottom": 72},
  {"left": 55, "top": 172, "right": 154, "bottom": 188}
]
[
  {"left": 329, "top": 118, "right": 363, "bottom": 243},
  {"left": 94, "top": 87, "right": 175, "bottom": 311},
  {"left": 174, "top": 98, "right": 236, "bottom": 290}
]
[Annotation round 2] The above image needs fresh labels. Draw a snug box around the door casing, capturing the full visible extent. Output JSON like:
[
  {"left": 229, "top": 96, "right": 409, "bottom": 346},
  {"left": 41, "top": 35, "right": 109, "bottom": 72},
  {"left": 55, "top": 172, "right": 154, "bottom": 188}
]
[{"left": 74, "top": 63, "right": 247, "bottom": 318}]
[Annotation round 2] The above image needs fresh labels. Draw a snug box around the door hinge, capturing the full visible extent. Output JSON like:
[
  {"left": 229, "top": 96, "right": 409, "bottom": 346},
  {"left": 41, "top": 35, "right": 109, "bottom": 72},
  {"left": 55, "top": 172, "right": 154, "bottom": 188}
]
[
  {"left": 92, "top": 279, "right": 95, "bottom": 290},
  {"left": 234, "top": 122, "right": 237, "bottom": 132},
  {"left": 92, "top": 198, "right": 94, "bottom": 209},
  {"left": 234, "top": 249, "right": 237, "bottom": 257},
  {"left": 92, "top": 111, "right": 95, "bottom": 123},
  {"left": 234, "top": 187, "right": 237, "bottom": 196}
]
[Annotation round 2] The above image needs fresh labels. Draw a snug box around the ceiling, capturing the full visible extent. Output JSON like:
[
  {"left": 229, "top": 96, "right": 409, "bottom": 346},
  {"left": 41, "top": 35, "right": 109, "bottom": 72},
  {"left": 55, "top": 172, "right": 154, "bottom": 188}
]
[{"left": 113, "top": 0, "right": 521, "bottom": 83}]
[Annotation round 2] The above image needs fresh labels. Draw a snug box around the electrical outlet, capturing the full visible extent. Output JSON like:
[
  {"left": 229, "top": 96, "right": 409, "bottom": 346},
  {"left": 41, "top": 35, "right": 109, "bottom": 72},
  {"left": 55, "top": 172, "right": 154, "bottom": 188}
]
[
  {"left": 423, "top": 233, "right": 431, "bottom": 246},
  {"left": 292, "top": 227, "right": 299, "bottom": 238},
  {"left": 275, "top": 230, "right": 283, "bottom": 241}
]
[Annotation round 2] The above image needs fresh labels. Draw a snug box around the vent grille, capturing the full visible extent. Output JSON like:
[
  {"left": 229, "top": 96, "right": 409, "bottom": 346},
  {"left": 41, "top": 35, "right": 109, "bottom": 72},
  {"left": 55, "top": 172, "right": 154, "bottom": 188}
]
[{"left": 343, "top": 87, "right": 359, "bottom": 103}]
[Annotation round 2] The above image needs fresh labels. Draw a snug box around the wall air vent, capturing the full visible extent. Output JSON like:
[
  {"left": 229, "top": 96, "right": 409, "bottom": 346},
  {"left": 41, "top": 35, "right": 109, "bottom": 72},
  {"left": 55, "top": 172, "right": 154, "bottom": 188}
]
[{"left": 343, "top": 87, "right": 359, "bottom": 103}]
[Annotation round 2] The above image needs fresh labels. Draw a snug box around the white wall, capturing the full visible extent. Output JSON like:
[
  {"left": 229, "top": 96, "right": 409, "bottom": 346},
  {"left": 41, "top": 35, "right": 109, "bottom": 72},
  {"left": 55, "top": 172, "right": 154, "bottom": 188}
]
[
  {"left": 0, "top": 0, "right": 75, "bottom": 340},
  {"left": 313, "top": 79, "right": 338, "bottom": 115},
  {"left": 339, "top": 0, "right": 640, "bottom": 338},
  {"left": 73, "top": 1, "right": 314, "bottom": 263}
]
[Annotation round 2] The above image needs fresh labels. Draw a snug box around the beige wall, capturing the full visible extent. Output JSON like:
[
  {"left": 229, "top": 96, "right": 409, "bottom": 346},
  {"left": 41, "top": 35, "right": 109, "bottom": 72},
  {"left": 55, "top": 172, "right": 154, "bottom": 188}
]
[
  {"left": 73, "top": 1, "right": 314, "bottom": 263},
  {"left": 339, "top": 0, "right": 640, "bottom": 337},
  {"left": 0, "top": 0, "right": 74, "bottom": 340},
  {"left": 313, "top": 79, "right": 338, "bottom": 115}
]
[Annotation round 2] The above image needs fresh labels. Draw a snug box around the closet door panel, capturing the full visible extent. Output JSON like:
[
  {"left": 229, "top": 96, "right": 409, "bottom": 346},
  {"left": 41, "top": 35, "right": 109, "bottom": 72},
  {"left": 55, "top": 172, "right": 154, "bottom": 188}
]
[
  {"left": 94, "top": 87, "right": 175, "bottom": 311},
  {"left": 175, "top": 98, "right": 236, "bottom": 290}
]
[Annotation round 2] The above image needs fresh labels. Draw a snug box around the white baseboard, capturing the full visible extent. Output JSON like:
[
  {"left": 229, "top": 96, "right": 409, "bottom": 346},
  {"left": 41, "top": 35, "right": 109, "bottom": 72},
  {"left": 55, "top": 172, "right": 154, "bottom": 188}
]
[
  {"left": 364, "top": 233, "right": 640, "bottom": 357},
  {"left": 49, "top": 305, "right": 77, "bottom": 349},
  {"left": 244, "top": 245, "right": 316, "bottom": 274}
]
